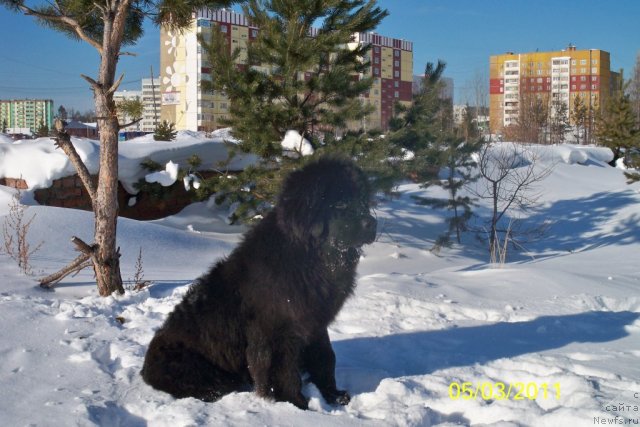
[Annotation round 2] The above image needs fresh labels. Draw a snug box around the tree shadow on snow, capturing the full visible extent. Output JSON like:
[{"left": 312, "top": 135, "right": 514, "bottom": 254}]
[
  {"left": 523, "top": 190, "right": 640, "bottom": 257},
  {"left": 333, "top": 310, "right": 639, "bottom": 394},
  {"left": 376, "top": 187, "right": 640, "bottom": 264},
  {"left": 88, "top": 401, "right": 147, "bottom": 427}
]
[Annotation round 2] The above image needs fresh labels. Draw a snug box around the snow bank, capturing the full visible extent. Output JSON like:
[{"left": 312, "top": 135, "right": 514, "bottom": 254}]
[
  {"left": 0, "top": 133, "right": 13, "bottom": 144},
  {"left": 0, "top": 143, "right": 638, "bottom": 426},
  {"left": 0, "top": 132, "right": 258, "bottom": 193},
  {"left": 526, "top": 143, "right": 613, "bottom": 165}
]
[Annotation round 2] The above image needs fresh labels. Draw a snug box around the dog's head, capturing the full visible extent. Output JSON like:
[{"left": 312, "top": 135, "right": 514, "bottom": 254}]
[{"left": 276, "top": 156, "right": 377, "bottom": 249}]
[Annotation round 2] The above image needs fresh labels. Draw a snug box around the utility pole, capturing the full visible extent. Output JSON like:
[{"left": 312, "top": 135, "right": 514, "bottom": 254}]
[{"left": 150, "top": 65, "right": 159, "bottom": 129}]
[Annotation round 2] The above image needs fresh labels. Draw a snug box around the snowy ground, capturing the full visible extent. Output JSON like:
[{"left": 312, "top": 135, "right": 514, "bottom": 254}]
[{"left": 1, "top": 140, "right": 640, "bottom": 426}]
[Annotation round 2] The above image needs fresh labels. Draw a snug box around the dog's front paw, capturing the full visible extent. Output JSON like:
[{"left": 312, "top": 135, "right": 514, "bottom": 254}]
[{"left": 323, "top": 389, "right": 351, "bottom": 406}]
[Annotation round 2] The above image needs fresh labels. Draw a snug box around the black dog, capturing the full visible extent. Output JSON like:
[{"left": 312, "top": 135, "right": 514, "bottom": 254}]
[{"left": 141, "top": 157, "right": 377, "bottom": 409}]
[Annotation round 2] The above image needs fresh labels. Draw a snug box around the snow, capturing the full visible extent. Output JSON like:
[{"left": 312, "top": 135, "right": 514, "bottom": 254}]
[
  {"left": 0, "top": 130, "right": 257, "bottom": 193},
  {"left": 1, "top": 140, "right": 640, "bottom": 426},
  {"left": 145, "top": 161, "right": 179, "bottom": 187},
  {"left": 0, "top": 133, "right": 14, "bottom": 144},
  {"left": 282, "top": 130, "right": 314, "bottom": 156}
]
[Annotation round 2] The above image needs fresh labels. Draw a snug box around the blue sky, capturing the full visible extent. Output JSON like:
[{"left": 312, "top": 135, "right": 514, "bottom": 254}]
[{"left": 0, "top": 0, "right": 638, "bottom": 112}]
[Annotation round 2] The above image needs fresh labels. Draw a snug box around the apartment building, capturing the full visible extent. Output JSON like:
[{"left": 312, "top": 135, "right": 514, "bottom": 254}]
[
  {"left": 141, "top": 77, "right": 161, "bottom": 132},
  {"left": 113, "top": 90, "right": 143, "bottom": 131},
  {"left": 489, "top": 45, "right": 622, "bottom": 134},
  {"left": 160, "top": 8, "right": 413, "bottom": 132},
  {"left": 0, "top": 99, "right": 54, "bottom": 134},
  {"left": 114, "top": 77, "right": 161, "bottom": 132}
]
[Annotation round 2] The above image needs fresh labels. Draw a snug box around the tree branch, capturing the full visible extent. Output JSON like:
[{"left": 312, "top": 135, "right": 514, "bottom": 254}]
[
  {"left": 18, "top": 4, "right": 103, "bottom": 53},
  {"left": 118, "top": 117, "right": 143, "bottom": 130},
  {"left": 106, "top": 73, "right": 125, "bottom": 97},
  {"left": 39, "top": 253, "right": 92, "bottom": 288},
  {"left": 53, "top": 120, "right": 97, "bottom": 203}
]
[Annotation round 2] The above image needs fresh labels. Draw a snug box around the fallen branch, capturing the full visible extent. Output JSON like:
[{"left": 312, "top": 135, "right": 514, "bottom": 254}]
[{"left": 39, "top": 236, "right": 95, "bottom": 289}]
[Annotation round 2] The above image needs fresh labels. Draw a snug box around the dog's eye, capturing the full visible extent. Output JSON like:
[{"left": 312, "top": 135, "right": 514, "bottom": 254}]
[{"left": 334, "top": 201, "right": 348, "bottom": 210}]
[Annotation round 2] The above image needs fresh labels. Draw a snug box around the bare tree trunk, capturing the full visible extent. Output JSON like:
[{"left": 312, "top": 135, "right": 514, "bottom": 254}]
[
  {"left": 89, "top": 20, "right": 126, "bottom": 296},
  {"left": 40, "top": 4, "right": 128, "bottom": 296},
  {"left": 93, "top": 97, "right": 124, "bottom": 296}
]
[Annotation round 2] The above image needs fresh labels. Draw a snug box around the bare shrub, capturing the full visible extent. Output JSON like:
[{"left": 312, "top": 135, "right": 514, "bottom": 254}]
[
  {"left": 126, "top": 247, "right": 151, "bottom": 291},
  {"left": 473, "top": 143, "right": 553, "bottom": 262},
  {"left": 2, "top": 188, "right": 43, "bottom": 275}
]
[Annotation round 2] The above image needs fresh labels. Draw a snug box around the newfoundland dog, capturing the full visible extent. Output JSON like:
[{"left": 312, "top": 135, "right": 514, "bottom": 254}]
[{"left": 141, "top": 156, "right": 377, "bottom": 409}]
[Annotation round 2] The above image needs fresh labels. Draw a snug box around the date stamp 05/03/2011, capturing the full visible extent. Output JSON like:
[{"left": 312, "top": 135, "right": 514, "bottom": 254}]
[{"left": 448, "top": 381, "right": 561, "bottom": 401}]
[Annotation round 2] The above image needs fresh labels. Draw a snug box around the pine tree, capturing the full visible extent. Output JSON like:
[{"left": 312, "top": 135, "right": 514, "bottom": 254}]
[
  {"left": 35, "top": 121, "right": 49, "bottom": 138},
  {"left": 413, "top": 136, "right": 482, "bottom": 250},
  {"left": 116, "top": 97, "right": 144, "bottom": 129},
  {"left": 390, "top": 61, "right": 481, "bottom": 249},
  {"left": 630, "top": 52, "right": 640, "bottom": 125},
  {"left": 1, "top": 119, "right": 7, "bottom": 133},
  {"left": 595, "top": 91, "right": 640, "bottom": 166},
  {"left": 1, "top": 0, "right": 239, "bottom": 296},
  {"left": 201, "top": 0, "right": 388, "bottom": 222},
  {"left": 153, "top": 120, "right": 177, "bottom": 141},
  {"left": 571, "top": 95, "right": 588, "bottom": 144},
  {"left": 460, "top": 103, "right": 479, "bottom": 141},
  {"left": 57, "top": 105, "right": 68, "bottom": 120},
  {"left": 389, "top": 60, "right": 447, "bottom": 182},
  {"left": 549, "top": 100, "right": 570, "bottom": 144}
]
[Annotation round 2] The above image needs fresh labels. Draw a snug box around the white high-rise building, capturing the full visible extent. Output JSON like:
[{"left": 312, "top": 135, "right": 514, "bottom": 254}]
[
  {"left": 141, "top": 77, "right": 161, "bottom": 132},
  {"left": 114, "top": 77, "right": 161, "bottom": 132},
  {"left": 113, "top": 90, "right": 142, "bottom": 131}
]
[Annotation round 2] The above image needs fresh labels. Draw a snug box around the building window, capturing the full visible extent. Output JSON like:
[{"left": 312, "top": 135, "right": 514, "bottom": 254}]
[
  {"left": 591, "top": 67, "right": 598, "bottom": 74},
  {"left": 394, "top": 91, "right": 399, "bottom": 98},
  {"left": 394, "top": 50, "right": 400, "bottom": 57},
  {"left": 394, "top": 60, "right": 400, "bottom": 67},
  {"left": 591, "top": 59, "right": 598, "bottom": 65},
  {"left": 394, "top": 70, "right": 399, "bottom": 78},
  {"left": 571, "top": 84, "right": 576, "bottom": 90},
  {"left": 592, "top": 84, "right": 597, "bottom": 90},
  {"left": 581, "top": 76, "right": 587, "bottom": 81},
  {"left": 580, "top": 59, "right": 587, "bottom": 65},
  {"left": 219, "top": 24, "right": 228, "bottom": 33},
  {"left": 374, "top": 46, "right": 380, "bottom": 53},
  {"left": 394, "top": 81, "right": 399, "bottom": 88},
  {"left": 251, "top": 29, "right": 258, "bottom": 38}
]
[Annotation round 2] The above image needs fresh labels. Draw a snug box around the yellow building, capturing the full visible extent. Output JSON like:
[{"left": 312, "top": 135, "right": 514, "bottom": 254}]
[
  {"left": 160, "top": 8, "right": 413, "bottom": 132},
  {"left": 490, "top": 45, "right": 621, "bottom": 135}
]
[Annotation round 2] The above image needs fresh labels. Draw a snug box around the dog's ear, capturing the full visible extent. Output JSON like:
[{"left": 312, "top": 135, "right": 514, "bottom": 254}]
[{"left": 276, "top": 190, "right": 326, "bottom": 244}]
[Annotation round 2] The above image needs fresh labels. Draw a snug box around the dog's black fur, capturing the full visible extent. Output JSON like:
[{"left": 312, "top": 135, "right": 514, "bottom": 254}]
[{"left": 141, "top": 157, "right": 377, "bottom": 409}]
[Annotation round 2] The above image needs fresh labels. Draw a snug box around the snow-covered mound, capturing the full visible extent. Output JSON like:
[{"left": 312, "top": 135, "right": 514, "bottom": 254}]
[
  {"left": 0, "top": 131, "right": 257, "bottom": 193},
  {"left": 0, "top": 133, "right": 14, "bottom": 144},
  {"left": 0, "top": 143, "right": 639, "bottom": 426}
]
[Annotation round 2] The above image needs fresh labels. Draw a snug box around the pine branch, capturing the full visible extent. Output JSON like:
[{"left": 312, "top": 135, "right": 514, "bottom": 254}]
[{"left": 17, "top": 4, "right": 102, "bottom": 53}]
